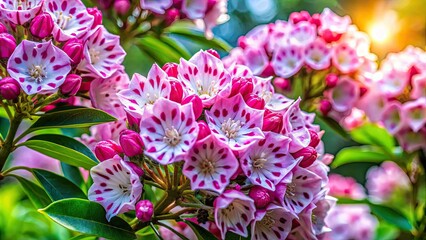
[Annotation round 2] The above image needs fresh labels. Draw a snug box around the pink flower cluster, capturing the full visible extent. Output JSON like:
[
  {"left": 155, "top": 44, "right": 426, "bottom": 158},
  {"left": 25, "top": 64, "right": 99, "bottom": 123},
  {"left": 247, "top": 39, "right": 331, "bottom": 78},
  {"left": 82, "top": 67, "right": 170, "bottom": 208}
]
[
  {"left": 88, "top": 50, "right": 333, "bottom": 239},
  {"left": 0, "top": 0, "right": 125, "bottom": 98},
  {"left": 223, "top": 8, "right": 376, "bottom": 125},
  {"left": 357, "top": 47, "right": 426, "bottom": 152}
]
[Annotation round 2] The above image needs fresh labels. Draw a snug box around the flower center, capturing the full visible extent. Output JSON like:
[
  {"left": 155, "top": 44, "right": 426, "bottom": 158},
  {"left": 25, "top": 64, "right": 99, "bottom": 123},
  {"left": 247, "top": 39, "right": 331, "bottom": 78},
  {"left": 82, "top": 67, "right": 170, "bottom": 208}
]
[
  {"left": 163, "top": 126, "right": 181, "bottom": 146},
  {"left": 253, "top": 152, "right": 268, "bottom": 169},
  {"left": 28, "top": 64, "right": 47, "bottom": 83},
  {"left": 221, "top": 202, "right": 235, "bottom": 217},
  {"left": 285, "top": 183, "right": 296, "bottom": 198},
  {"left": 197, "top": 79, "right": 217, "bottom": 96},
  {"left": 221, "top": 118, "right": 243, "bottom": 139},
  {"left": 54, "top": 11, "right": 73, "bottom": 30},
  {"left": 89, "top": 47, "right": 102, "bottom": 65},
  {"left": 15, "top": 0, "right": 37, "bottom": 10},
  {"left": 118, "top": 184, "right": 129, "bottom": 194},
  {"left": 145, "top": 92, "right": 159, "bottom": 104},
  {"left": 200, "top": 158, "right": 215, "bottom": 175},
  {"left": 260, "top": 212, "right": 276, "bottom": 228}
]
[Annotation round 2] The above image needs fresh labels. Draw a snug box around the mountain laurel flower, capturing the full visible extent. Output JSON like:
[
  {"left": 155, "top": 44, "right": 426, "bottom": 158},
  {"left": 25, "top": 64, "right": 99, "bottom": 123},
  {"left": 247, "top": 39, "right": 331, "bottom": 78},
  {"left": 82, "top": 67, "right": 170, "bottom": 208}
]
[
  {"left": 0, "top": 33, "right": 16, "bottom": 58},
  {"left": 119, "top": 129, "right": 144, "bottom": 157},
  {"left": 62, "top": 38, "right": 84, "bottom": 65},
  {"left": 244, "top": 93, "right": 266, "bottom": 110},
  {"left": 214, "top": 190, "right": 256, "bottom": 239},
  {"left": 248, "top": 185, "right": 272, "bottom": 209},
  {"left": 251, "top": 204, "right": 294, "bottom": 240},
  {"left": 169, "top": 79, "right": 184, "bottom": 103},
  {"left": 30, "top": 13, "right": 54, "bottom": 39},
  {"left": 0, "top": 77, "right": 20, "bottom": 100},
  {"left": 183, "top": 135, "right": 238, "bottom": 194},
  {"left": 94, "top": 140, "right": 123, "bottom": 161},
  {"left": 262, "top": 110, "right": 284, "bottom": 133},
  {"left": 60, "top": 74, "right": 82, "bottom": 96},
  {"left": 0, "top": 0, "right": 43, "bottom": 25},
  {"left": 140, "top": 98, "right": 199, "bottom": 165},
  {"left": 140, "top": 0, "right": 172, "bottom": 14},
  {"left": 292, "top": 146, "right": 318, "bottom": 168},
  {"left": 229, "top": 77, "right": 254, "bottom": 98},
  {"left": 162, "top": 62, "right": 179, "bottom": 78},
  {"left": 88, "top": 159, "right": 143, "bottom": 221},
  {"left": 135, "top": 200, "right": 154, "bottom": 222},
  {"left": 7, "top": 40, "right": 71, "bottom": 95},
  {"left": 87, "top": 7, "right": 103, "bottom": 28}
]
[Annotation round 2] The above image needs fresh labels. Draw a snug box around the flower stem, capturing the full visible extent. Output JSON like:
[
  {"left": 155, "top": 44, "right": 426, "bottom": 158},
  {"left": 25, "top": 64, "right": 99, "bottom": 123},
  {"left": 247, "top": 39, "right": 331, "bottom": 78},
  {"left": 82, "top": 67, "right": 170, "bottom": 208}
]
[{"left": 0, "top": 113, "right": 23, "bottom": 174}]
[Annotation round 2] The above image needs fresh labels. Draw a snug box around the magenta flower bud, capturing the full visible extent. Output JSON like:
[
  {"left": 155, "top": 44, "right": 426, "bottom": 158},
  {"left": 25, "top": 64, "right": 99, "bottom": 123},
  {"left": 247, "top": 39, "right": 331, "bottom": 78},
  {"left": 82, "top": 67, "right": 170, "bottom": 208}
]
[
  {"left": 165, "top": 8, "right": 180, "bottom": 26},
  {"left": 248, "top": 185, "right": 271, "bottom": 209},
  {"left": 325, "top": 73, "right": 339, "bottom": 88},
  {"left": 292, "top": 146, "right": 318, "bottom": 168},
  {"left": 319, "top": 99, "right": 332, "bottom": 116},
  {"left": 274, "top": 77, "right": 291, "bottom": 92},
  {"left": 30, "top": 13, "right": 54, "bottom": 39},
  {"left": 126, "top": 162, "right": 144, "bottom": 177},
  {"left": 63, "top": 38, "right": 84, "bottom": 65},
  {"left": 162, "top": 63, "right": 179, "bottom": 78},
  {"left": 94, "top": 140, "right": 123, "bottom": 161},
  {"left": 135, "top": 200, "right": 154, "bottom": 222},
  {"left": 0, "top": 77, "right": 20, "bottom": 100},
  {"left": 244, "top": 93, "right": 265, "bottom": 110},
  {"left": 0, "top": 33, "right": 16, "bottom": 58},
  {"left": 197, "top": 120, "right": 211, "bottom": 140},
  {"left": 260, "top": 63, "right": 275, "bottom": 77},
  {"left": 127, "top": 112, "right": 141, "bottom": 129},
  {"left": 114, "top": 0, "right": 131, "bottom": 15},
  {"left": 308, "top": 129, "right": 320, "bottom": 148},
  {"left": 237, "top": 36, "right": 247, "bottom": 49},
  {"left": 206, "top": 49, "right": 220, "bottom": 59},
  {"left": 309, "top": 13, "right": 322, "bottom": 28},
  {"left": 321, "top": 29, "right": 342, "bottom": 43},
  {"left": 119, "top": 130, "right": 144, "bottom": 157},
  {"left": 360, "top": 86, "right": 368, "bottom": 97},
  {"left": 182, "top": 94, "right": 203, "bottom": 119},
  {"left": 60, "top": 74, "right": 82, "bottom": 96},
  {"left": 0, "top": 22, "right": 7, "bottom": 33},
  {"left": 169, "top": 79, "right": 184, "bottom": 103},
  {"left": 230, "top": 77, "right": 254, "bottom": 97},
  {"left": 262, "top": 110, "right": 283, "bottom": 133},
  {"left": 289, "top": 11, "right": 310, "bottom": 24},
  {"left": 87, "top": 7, "right": 103, "bottom": 28}
]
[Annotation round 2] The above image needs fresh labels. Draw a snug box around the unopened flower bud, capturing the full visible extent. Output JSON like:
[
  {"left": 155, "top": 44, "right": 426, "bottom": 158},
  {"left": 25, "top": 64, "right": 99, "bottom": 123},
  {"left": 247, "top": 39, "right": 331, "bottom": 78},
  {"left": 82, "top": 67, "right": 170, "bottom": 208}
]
[
  {"left": 207, "top": 49, "right": 220, "bottom": 59},
  {"left": 169, "top": 79, "right": 184, "bottom": 103},
  {"left": 87, "top": 7, "right": 103, "bottom": 28},
  {"left": 260, "top": 63, "right": 275, "bottom": 77},
  {"left": 360, "top": 86, "right": 368, "bottom": 97},
  {"left": 0, "top": 77, "right": 20, "bottom": 100},
  {"left": 308, "top": 129, "right": 320, "bottom": 148},
  {"left": 321, "top": 29, "right": 342, "bottom": 43},
  {"left": 127, "top": 112, "right": 141, "bottom": 129},
  {"left": 230, "top": 77, "right": 254, "bottom": 97},
  {"left": 289, "top": 11, "right": 310, "bottom": 24},
  {"left": 165, "top": 8, "right": 180, "bottom": 26},
  {"left": 274, "top": 77, "right": 291, "bottom": 92},
  {"left": 325, "top": 73, "right": 339, "bottom": 88},
  {"left": 292, "top": 146, "right": 317, "bottom": 168},
  {"left": 30, "top": 13, "right": 54, "bottom": 39},
  {"left": 182, "top": 94, "right": 203, "bottom": 119},
  {"left": 136, "top": 200, "right": 154, "bottom": 222},
  {"left": 237, "top": 36, "right": 247, "bottom": 49},
  {"left": 60, "top": 74, "right": 82, "bottom": 96},
  {"left": 79, "top": 80, "right": 91, "bottom": 93},
  {"left": 63, "top": 38, "right": 84, "bottom": 65},
  {"left": 162, "top": 63, "right": 179, "bottom": 78},
  {"left": 197, "top": 121, "right": 211, "bottom": 140},
  {"left": 0, "top": 33, "right": 16, "bottom": 58},
  {"left": 94, "top": 140, "right": 123, "bottom": 161},
  {"left": 119, "top": 130, "right": 144, "bottom": 157},
  {"left": 249, "top": 186, "right": 271, "bottom": 209},
  {"left": 310, "top": 13, "right": 321, "bottom": 27},
  {"left": 244, "top": 93, "right": 265, "bottom": 110},
  {"left": 262, "top": 110, "right": 283, "bottom": 133},
  {"left": 319, "top": 99, "right": 332, "bottom": 116},
  {"left": 0, "top": 22, "right": 7, "bottom": 33},
  {"left": 126, "top": 162, "right": 144, "bottom": 177},
  {"left": 114, "top": 0, "right": 131, "bottom": 15}
]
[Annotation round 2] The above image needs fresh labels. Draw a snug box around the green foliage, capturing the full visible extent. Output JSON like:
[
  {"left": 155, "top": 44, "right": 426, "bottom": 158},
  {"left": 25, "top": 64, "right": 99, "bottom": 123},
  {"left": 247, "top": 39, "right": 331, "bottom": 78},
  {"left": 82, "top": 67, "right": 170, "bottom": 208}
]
[
  {"left": 61, "top": 162, "right": 86, "bottom": 192},
  {"left": 11, "top": 175, "right": 52, "bottom": 209},
  {"left": 184, "top": 220, "right": 217, "bottom": 240},
  {"left": 332, "top": 146, "right": 390, "bottom": 168},
  {"left": 39, "top": 199, "right": 136, "bottom": 240},
  {"left": 350, "top": 124, "right": 395, "bottom": 154}
]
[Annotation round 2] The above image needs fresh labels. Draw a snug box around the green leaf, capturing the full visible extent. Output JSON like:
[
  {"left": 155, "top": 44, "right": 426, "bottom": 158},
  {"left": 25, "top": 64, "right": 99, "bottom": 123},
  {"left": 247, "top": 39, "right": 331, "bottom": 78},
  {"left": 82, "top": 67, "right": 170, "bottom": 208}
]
[
  {"left": 39, "top": 199, "right": 136, "bottom": 240},
  {"left": 137, "top": 35, "right": 183, "bottom": 64},
  {"left": 374, "top": 222, "right": 400, "bottom": 240},
  {"left": 369, "top": 203, "right": 414, "bottom": 231},
  {"left": 61, "top": 162, "right": 86, "bottom": 190},
  {"left": 166, "top": 24, "right": 232, "bottom": 52},
  {"left": 20, "top": 136, "right": 98, "bottom": 170},
  {"left": 68, "top": 235, "right": 98, "bottom": 240},
  {"left": 32, "top": 169, "right": 86, "bottom": 201},
  {"left": 159, "top": 35, "right": 191, "bottom": 59},
  {"left": 11, "top": 175, "right": 52, "bottom": 208},
  {"left": 27, "top": 108, "right": 115, "bottom": 133},
  {"left": 350, "top": 124, "right": 395, "bottom": 153},
  {"left": 315, "top": 114, "right": 350, "bottom": 140},
  {"left": 332, "top": 146, "right": 390, "bottom": 168},
  {"left": 184, "top": 220, "right": 217, "bottom": 240}
]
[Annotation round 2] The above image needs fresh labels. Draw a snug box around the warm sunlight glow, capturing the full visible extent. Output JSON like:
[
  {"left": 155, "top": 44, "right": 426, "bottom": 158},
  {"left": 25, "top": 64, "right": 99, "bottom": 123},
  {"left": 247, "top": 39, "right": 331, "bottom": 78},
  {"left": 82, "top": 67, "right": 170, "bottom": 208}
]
[{"left": 369, "top": 22, "right": 391, "bottom": 44}]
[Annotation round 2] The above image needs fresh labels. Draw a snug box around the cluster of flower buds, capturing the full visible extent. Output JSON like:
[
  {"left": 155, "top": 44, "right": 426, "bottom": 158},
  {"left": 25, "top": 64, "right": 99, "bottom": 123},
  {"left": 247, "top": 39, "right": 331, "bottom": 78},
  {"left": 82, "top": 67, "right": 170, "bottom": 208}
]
[
  {"left": 223, "top": 8, "right": 377, "bottom": 126},
  {"left": 88, "top": 50, "right": 334, "bottom": 239},
  {"left": 357, "top": 47, "right": 426, "bottom": 152},
  {"left": 94, "top": 0, "right": 229, "bottom": 39},
  {"left": 0, "top": 0, "right": 125, "bottom": 115}
]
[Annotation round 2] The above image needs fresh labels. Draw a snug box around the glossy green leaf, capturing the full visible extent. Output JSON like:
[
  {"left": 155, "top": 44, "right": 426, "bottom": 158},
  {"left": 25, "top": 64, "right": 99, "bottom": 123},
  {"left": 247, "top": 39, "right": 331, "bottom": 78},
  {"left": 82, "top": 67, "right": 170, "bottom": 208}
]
[
  {"left": 27, "top": 108, "right": 115, "bottom": 132},
  {"left": 332, "top": 146, "right": 390, "bottom": 168},
  {"left": 20, "top": 139, "right": 97, "bottom": 170},
  {"left": 369, "top": 203, "right": 414, "bottom": 231},
  {"left": 184, "top": 220, "right": 217, "bottom": 240},
  {"left": 374, "top": 222, "right": 400, "bottom": 240},
  {"left": 159, "top": 35, "right": 191, "bottom": 59},
  {"left": 61, "top": 162, "right": 86, "bottom": 190},
  {"left": 68, "top": 235, "right": 98, "bottom": 240},
  {"left": 350, "top": 124, "right": 395, "bottom": 153},
  {"left": 39, "top": 199, "right": 136, "bottom": 240},
  {"left": 315, "top": 114, "right": 350, "bottom": 140},
  {"left": 32, "top": 169, "right": 86, "bottom": 201},
  {"left": 11, "top": 175, "right": 52, "bottom": 208},
  {"left": 137, "top": 35, "right": 182, "bottom": 64}
]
